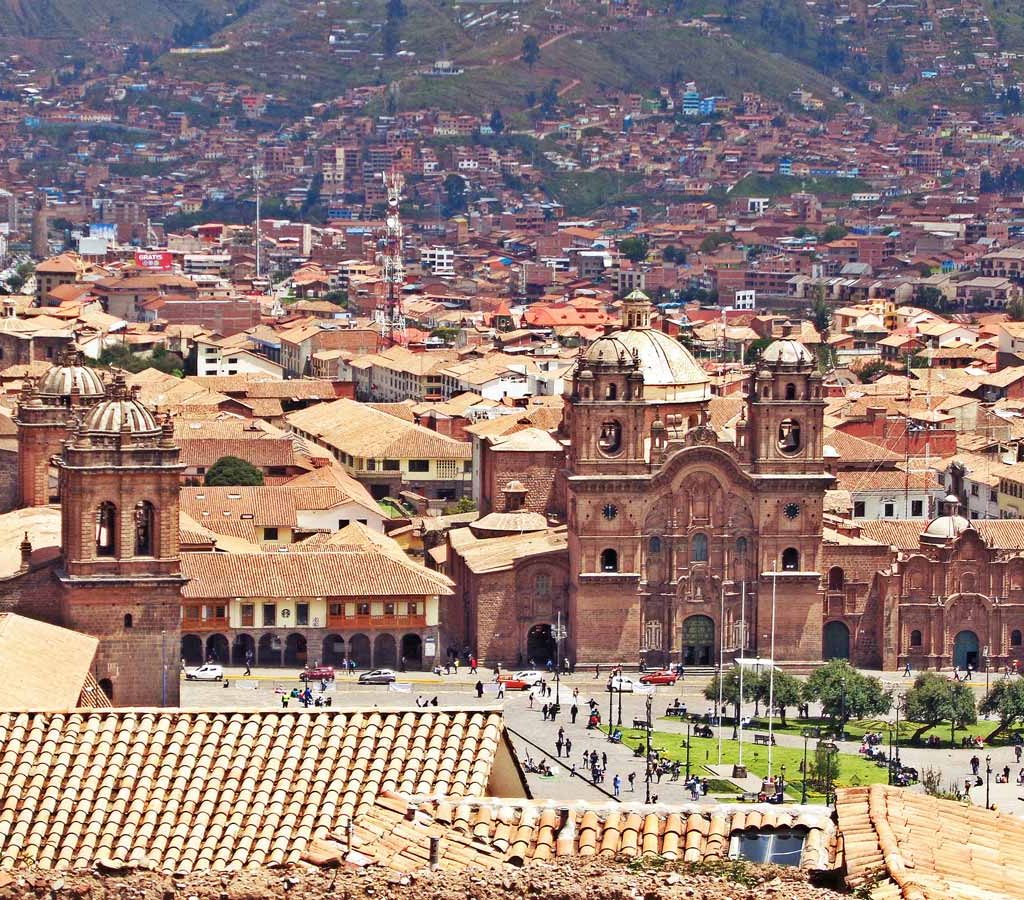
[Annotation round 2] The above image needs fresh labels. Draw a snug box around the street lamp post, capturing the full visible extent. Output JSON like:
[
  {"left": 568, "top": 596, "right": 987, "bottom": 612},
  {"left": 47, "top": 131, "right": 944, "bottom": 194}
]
[
  {"left": 984, "top": 646, "right": 990, "bottom": 695},
  {"left": 645, "top": 694, "right": 653, "bottom": 804},
  {"left": 839, "top": 677, "right": 846, "bottom": 740},
  {"left": 767, "top": 561, "right": 778, "bottom": 778},
  {"left": 780, "top": 764, "right": 786, "bottom": 798},
  {"left": 607, "top": 680, "right": 613, "bottom": 738},
  {"left": 986, "top": 754, "right": 992, "bottom": 809},
  {"left": 950, "top": 683, "right": 956, "bottom": 748},
  {"left": 685, "top": 720, "right": 692, "bottom": 780},
  {"left": 800, "top": 727, "right": 818, "bottom": 804},
  {"left": 617, "top": 677, "right": 624, "bottom": 727},
  {"left": 554, "top": 611, "right": 567, "bottom": 710}
]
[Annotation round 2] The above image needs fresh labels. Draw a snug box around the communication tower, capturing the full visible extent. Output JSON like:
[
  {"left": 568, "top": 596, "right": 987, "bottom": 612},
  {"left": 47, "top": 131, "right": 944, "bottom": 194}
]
[{"left": 375, "top": 170, "right": 406, "bottom": 346}]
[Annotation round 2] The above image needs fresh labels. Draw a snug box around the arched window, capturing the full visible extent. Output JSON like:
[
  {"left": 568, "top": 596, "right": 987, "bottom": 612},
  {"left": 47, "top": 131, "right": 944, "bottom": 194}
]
[
  {"left": 736, "top": 536, "right": 748, "bottom": 557},
  {"left": 828, "top": 566, "right": 845, "bottom": 591},
  {"left": 123, "top": 613, "right": 133, "bottom": 629},
  {"left": 691, "top": 533, "right": 708, "bottom": 562},
  {"left": 96, "top": 502, "right": 117, "bottom": 557},
  {"left": 782, "top": 547, "right": 800, "bottom": 571},
  {"left": 606, "top": 383, "right": 617, "bottom": 400},
  {"left": 910, "top": 629, "right": 922, "bottom": 647},
  {"left": 777, "top": 419, "right": 802, "bottom": 454},
  {"left": 598, "top": 420, "right": 623, "bottom": 456},
  {"left": 600, "top": 548, "right": 618, "bottom": 572},
  {"left": 785, "top": 382, "right": 797, "bottom": 400},
  {"left": 1013, "top": 630, "right": 1023, "bottom": 648},
  {"left": 133, "top": 500, "right": 155, "bottom": 556},
  {"left": 649, "top": 536, "right": 662, "bottom": 554},
  {"left": 98, "top": 678, "right": 113, "bottom": 701}
]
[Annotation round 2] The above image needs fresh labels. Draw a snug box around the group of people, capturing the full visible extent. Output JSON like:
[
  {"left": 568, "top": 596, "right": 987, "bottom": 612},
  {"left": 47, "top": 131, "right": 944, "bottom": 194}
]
[{"left": 277, "top": 686, "right": 333, "bottom": 708}]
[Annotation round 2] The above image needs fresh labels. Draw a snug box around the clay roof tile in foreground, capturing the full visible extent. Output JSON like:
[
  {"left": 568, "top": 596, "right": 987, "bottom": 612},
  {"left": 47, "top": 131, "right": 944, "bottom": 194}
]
[{"left": 0, "top": 709, "right": 513, "bottom": 872}]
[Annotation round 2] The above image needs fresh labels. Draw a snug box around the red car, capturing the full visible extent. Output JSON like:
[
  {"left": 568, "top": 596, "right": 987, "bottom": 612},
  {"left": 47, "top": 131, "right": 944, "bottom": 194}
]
[
  {"left": 639, "top": 670, "right": 679, "bottom": 686},
  {"left": 300, "top": 665, "right": 336, "bottom": 682},
  {"left": 496, "top": 674, "right": 531, "bottom": 691}
]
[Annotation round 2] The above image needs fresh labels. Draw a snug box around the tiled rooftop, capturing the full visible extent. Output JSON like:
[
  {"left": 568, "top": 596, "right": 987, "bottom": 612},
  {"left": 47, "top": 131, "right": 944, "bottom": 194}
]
[
  {"left": 0, "top": 709, "right": 512, "bottom": 872},
  {"left": 302, "top": 793, "right": 835, "bottom": 872},
  {"left": 837, "top": 784, "right": 1024, "bottom": 899}
]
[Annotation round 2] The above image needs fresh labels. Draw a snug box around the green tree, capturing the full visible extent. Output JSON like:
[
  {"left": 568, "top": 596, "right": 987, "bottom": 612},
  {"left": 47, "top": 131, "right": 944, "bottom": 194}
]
[
  {"left": 204, "top": 456, "right": 265, "bottom": 487},
  {"left": 382, "top": 19, "right": 400, "bottom": 56},
  {"left": 819, "top": 224, "right": 848, "bottom": 242},
  {"left": 489, "top": 108, "right": 505, "bottom": 134},
  {"left": 705, "top": 665, "right": 760, "bottom": 732},
  {"left": 916, "top": 285, "right": 948, "bottom": 312},
  {"left": 618, "top": 236, "right": 649, "bottom": 263},
  {"left": 810, "top": 285, "right": 831, "bottom": 335},
  {"left": 979, "top": 677, "right": 1024, "bottom": 741},
  {"left": 387, "top": 0, "right": 407, "bottom": 18},
  {"left": 662, "top": 245, "right": 686, "bottom": 264},
  {"left": 856, "top": 359, "right": 890, "bottom": 383},
  {"left": 521, "top": 34, "right": 541, "bottom": 68},
  {"left": 745, "top": 337, "right": 773, "bottom": 363},
  {"left": 1009, "top": 294, "right": 1024, "bottom": 322},
  {"left": 449, "top": 496, "right": 477, "bottom": 514},
  {"left": 751, "top": 669, "right": 803, "bottom": 728},
  {"left": 904, "top": 672, "right": 977, "bottom": 742},
  {"left": 699, "top": 232, "right": 735, "bottom": 254},
  {"left": 802, "top": 659, "right": 891, "bottom": 731},
  {"left": 443, "top": 173, "right": 467, "bottom": 215}
]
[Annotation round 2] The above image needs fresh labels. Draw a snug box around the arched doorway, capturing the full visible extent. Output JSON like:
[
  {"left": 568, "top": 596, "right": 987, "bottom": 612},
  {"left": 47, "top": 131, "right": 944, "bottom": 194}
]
[
  {"left": 823, "top": 621, "right": 851, "bottom": 660},
  {"left": 181, "top": 634, "right": 203, "bottom": 666},
  {"left": 98, "top": 678, "right": 114, "bottom": 701},
  {"left": 349, "top": 634, "right": 371, "bottom": 668},
  {"left": 284, "top": 633, "right": 308, "bottom": 667},
  {"left": 374, "top": 633, "right": 397, "bottom": 668},
  {"left": 205, "top": 633, "right": 229, "bottom": 664},
  {"left": 526, "top": 624, "right": 555, "bottom": 666},
  {"left": 323, "top": 634, "right": 346, "bottom": 666},
  {"left": 258, "top": 633, "right": 280, "bottom": 666},
  {"left": 401, "top": 634, "right": 423, "bottom": 669},
  {"left": 828, "top": 567, "right": 845, "bottom": 591},
  {"left": 954, "top": 630, "right": 980, "bottom": 670},
  {"left": 682, "top": 615, "right": 714, "bottom": 666},
  {"left": 232, "top": 634, "right": 255, "bottom": 666}
]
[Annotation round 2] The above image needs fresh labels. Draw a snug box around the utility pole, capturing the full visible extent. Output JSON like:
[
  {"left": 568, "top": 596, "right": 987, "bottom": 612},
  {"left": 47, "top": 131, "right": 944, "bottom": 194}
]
[
  {"left": 375, "top": 170, "right": 407, "bottom": 348},
  {"left": 253, "top": 163, "right": 264, "bottom": 284}
]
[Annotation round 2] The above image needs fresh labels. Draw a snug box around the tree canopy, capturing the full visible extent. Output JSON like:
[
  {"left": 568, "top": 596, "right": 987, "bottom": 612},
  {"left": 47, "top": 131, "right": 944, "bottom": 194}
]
[
  {"left": 521, "top": 34, "right": 540, "bottom": 67},
  {"left": 204, "top": 456, "right": 265, "bottom": 487},
  {"left": 904, "top": 672, "right": 977, "bottom": 741},
  {"left": 618, "top": 236, "right": 649, "bottom": 263},
  {"left": 802, "top": 659, "right": 891, "bottom": 728},
  {"left": 979, "top": 678, "right": 1024, "bottom": 741}
]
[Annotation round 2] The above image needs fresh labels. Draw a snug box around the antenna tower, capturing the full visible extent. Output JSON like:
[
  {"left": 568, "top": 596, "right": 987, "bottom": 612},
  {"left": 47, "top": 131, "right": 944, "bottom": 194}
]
[
  {"left": 253, "top": 163, "right": 264, "bottom": 284},
  {"left": 375, "top": 170, "right": 406, "bottom": 347}
]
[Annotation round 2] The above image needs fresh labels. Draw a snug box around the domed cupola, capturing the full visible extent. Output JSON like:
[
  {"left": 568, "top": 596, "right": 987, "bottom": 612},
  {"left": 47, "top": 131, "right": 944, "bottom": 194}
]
[{"left": 920, "top": 494, "right": 973, "bottom": 546}]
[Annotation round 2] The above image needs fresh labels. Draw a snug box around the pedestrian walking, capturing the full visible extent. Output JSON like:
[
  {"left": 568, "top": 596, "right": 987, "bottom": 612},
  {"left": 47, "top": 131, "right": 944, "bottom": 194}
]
[
  {"left": 571, "top": 703, "right": 579, "bottom": 724},
  {"left": 556, "top": 736, "right": 564, "bottom": 758},
  {"left": 595, "top": 664, "right": 600, "bottom": 679},
  {"left": 971, "top": 755, "right": 980, "bottom": 776},
  {"left": 497, "top": 681, "right": 505, "bottom": 699},
  {"left": 903, "top": 661, "right": 912, "bottom": 677},
  {"left": 602, "top": 752, "right": 607, "bottom": 769},
  {"left": 541, "top": 703, "right": 549, "bottom": 721},
  {"left": 244, "top": 659, "right": 251, "bottom": 676},
  {"left": 966, "top": 665, "right": 973, "bottom": 681},
  {"left": 570, "top": 763, "right": 576, "bottom": 778},
  {"left": 475, "top": 680, "right": 484, "bottom": 698},
  {"left": 1016, "top": 744, "right": 1022, "bottom": 764},
  {"left": 470, "top": 656, "right": 478, "bottom": 674},
  {"left": 565, "top": 737, "right": 572, "bottom": 756},
  {"left": 613, "top": 773, "right": 621, "bottom": 797},
  {"left": 628, "top": 772, "right": 636, "bottom": 791},
  {"left": 528, "top": 691, "right": 535, "bottom": 709},
  {"left": 558, "top": 726, "right": 565, "bottom": 741}
]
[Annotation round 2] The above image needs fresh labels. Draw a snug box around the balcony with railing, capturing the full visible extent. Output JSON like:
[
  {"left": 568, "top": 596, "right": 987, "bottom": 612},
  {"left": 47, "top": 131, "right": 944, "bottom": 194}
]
[{"left": 326, "top": 613, "right": 427, "bottom": 630}]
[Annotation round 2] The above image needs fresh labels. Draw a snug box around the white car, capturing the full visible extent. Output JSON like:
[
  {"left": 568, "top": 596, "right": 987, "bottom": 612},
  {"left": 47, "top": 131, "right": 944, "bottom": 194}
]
[
  {"left": 185, "top": 664, "right": 224, "bottom": 681},
  {"left": 514, "top": 670, "right": 546, "bottom": 686},
  {"left": 606, "top": 676, "right": 637, "bottom": 693},
  {"left": 358, "top": 668, "right": 398, "bottom": 685}
]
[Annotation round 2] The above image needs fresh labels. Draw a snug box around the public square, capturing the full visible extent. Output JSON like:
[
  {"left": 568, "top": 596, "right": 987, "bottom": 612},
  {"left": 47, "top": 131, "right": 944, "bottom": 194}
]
[{"left": 180, "top": 666, "right": 1024, "bottom": 813}]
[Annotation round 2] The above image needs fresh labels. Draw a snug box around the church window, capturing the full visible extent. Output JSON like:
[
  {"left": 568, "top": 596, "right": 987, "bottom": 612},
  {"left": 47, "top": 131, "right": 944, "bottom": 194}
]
[
  {"left": 854, "top": 501, "right": 865, "bottom": 517},
  {"left": 606, "top": 383, "right": 618, "bottom": 400},
  {"left": 910, "top": 629, "right": 922, "bottom": 647},
  {"left": 691, "top": 533, "right": 709, "bottom": 562},
  {"left": 828, "top": 567, "right": 845, "bottom": 590},
  {"left": 535, "top": 573, "right": 552, "bottom": 596},
  {"left": 649, "top": 536, "right": 662, "bottom": 554},
  {"left": 133, "top": 501, "right": 155, "bottom": 556},
  {"left": 782, "top": 547, "right": 800, "bottom": 570},
  {"left": 736, "top": 536, "right": 748, "bottom": 557},
  {"left": 600, "top": 548, "right": 619, "bottom": 572},
  {"left": 1013, "top": 630, "right": 1023, "bottom": 647},
  {"left": 598, "top": 420, "right": 623, "bottom": 456},
  {"left": 785, "top": 382, "right": 797, "bottom": 400},
  {"left": 777, "top": 419, "right": 802, "bottom": 454},
  {"left": 96, "top": 502, "right": 117, "bottom": 557},
  {"left": 124, "top": 613, "right": 133, "bottom": 629}
]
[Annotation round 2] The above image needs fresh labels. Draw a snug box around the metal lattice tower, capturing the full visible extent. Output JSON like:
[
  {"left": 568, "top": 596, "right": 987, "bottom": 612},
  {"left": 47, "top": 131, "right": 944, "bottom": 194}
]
[{"left": 375, "top": 170, "right": 406, "bottom": 346}]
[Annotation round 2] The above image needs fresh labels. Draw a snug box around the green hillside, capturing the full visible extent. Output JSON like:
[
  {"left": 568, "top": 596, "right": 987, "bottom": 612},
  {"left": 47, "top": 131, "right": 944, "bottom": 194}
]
[{"left": 0, "top": 0, "right": 235, "bottom": 39}]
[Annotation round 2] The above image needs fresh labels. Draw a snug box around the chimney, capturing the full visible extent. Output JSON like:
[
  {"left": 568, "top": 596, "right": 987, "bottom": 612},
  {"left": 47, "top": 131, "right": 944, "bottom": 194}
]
[
  {"left": 19, "top": 532, "right": 31, "bottom": 571},
  {"left": 501, "top": 480, "right": 528, "bottom": 512}
]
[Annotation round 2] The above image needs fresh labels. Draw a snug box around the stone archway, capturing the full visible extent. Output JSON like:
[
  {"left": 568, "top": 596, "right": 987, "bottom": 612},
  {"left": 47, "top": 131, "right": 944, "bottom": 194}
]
[
  {"left": 823, "top": 621, "right": 850, "bottom": 660},
  {"left": 181, "top": 634, "right": 203, "bottom": 666},
  {"left": 205, "top": 633, "right": 229, "bottom": 664},
  {"left": 954, "top": 630, "right": 980, "bottom": 670},
  {"left": 284, "top": 633, "right": 308, "bottom": 667},
  {"left": 374, "top": 633, "right": 397, "bottom": 668},
  {"left": 258, "top": 633, "right": 280, "bottom": 666},
  {"left": 349, "top": 634, "right": 371, "bottom": 668},
  {"left": 682, "top": 615, "right": 714, "bottom": 666},
  {"left": 526, "top": 624, "right": 556, "bottom": 667},
  {"left": 323, "top": 634, "right": 346, "bottom": 666},
  {"left": 401, "top": 634, "right": 423, "bottom": 669},
  {"left": 232, "top": 633, "right": 255, "bottom": 666}
]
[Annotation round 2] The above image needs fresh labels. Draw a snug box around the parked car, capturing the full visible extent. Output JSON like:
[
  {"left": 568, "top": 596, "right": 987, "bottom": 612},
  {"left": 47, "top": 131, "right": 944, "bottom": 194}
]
[
  {"left": 513, "top": 670, "right": 546, "bottom": 686},
  {"left": 640, "top": 670, "right": 679, "bottom": 686},
  {"left": 185, "top": 664, "right": 223, "bottom": 681},
  {"left": 605, "top": 676, "right": 637, "bottom": 693},
  {"left": 496, "top": 674, "right": 531, "bottom": 691},
  {"left": 300, "top": 665, "right": 336, "bottom": 682},
  {"left": 358, "top": 668, "right": 397, "bottom": 685}
]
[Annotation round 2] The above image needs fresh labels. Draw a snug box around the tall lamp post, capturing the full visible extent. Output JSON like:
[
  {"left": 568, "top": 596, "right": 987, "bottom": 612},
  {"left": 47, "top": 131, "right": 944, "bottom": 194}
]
[
  {"left": 767, "top": 561, "right": 778, "bottom": 778},
  {"left": 984, "top": 645, "right": 990, "bottom": 695},
  {"left": 554, "top": 611, "right": 567, "bottom": 709},
  {"left": 685, "top": 720, "right": 692, "bottom": 780},
  {"left": 645, "top": 694, "right": 653, "bottom": 803},
  {"left": 617, "top": 678, "right": 624, "bottom": 727},
  {"left": 986, "top": 754, "right": 992, "bottom": 810},
  {"left": 800, "top": 727, "right": 819, "bottom": 804}
]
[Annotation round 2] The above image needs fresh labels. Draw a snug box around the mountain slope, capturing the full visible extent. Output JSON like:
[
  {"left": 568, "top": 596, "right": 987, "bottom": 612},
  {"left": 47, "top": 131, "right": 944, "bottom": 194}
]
[{"left": 0, "top": 0, "right": 235, "bottom": 39}]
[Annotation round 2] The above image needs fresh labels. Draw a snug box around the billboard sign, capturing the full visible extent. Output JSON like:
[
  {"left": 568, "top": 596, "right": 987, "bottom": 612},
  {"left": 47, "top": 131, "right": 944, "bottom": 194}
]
[{"left": 134, "top": 251, "right": 173, "bottom": 271}]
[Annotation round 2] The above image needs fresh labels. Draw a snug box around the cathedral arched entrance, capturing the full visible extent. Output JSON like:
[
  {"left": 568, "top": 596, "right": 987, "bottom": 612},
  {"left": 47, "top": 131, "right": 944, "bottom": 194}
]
[
  {"left": 954, "top": 630, "right": 980, "bottom": 670},
  {"left": 682, "top": 615, "right": 714, "bottom": 666},
  {"left": 823, "top": 621, "right": 850, "bottom": 660},
  {"left": 526, "top": 624, "right": 556, "bottom": 667}
]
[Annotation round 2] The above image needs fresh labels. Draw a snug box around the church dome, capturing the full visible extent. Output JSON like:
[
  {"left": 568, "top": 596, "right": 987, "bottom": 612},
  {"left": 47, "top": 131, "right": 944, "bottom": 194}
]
[
  {"left": 761, "top": 338, "right": 815, "bottom": 367},
  {"left": 920, "top": 494, "right": 972, "bottom": 545},
  {"left": 581, "top": 292, "right": 709, "bottom": 402},
  {"left": 80, "top": 373, "right": 159, "bottom": 436},
  {"left": 36, "top": 349, "right": 105, "bottom": 399}
]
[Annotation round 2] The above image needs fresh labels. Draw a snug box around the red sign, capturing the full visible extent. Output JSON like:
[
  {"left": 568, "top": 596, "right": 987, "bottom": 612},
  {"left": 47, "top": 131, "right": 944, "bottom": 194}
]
[{"left": 134, "top": 251, "right": 173, "bottom": 271}]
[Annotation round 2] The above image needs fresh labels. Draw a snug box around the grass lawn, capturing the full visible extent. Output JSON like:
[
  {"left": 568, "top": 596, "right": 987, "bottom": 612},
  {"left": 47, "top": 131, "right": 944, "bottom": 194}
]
[{"left": 609, "top": 726, "right": 889, "bottom": 804}]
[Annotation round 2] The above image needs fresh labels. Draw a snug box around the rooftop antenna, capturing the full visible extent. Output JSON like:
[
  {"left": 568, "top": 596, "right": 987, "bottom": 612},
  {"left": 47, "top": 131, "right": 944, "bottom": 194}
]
[
  {"left": 253, "top": 163, "right": 264, "bottom": 286},
  {"left": 375, "top": 169, "right": 406, "bottom": 348}
]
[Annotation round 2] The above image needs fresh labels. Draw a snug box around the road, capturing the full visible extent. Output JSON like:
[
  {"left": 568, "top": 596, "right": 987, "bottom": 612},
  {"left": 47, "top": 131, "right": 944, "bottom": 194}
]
[{"left": 180, "top": 667, "right": 1024, "bottom": 813}]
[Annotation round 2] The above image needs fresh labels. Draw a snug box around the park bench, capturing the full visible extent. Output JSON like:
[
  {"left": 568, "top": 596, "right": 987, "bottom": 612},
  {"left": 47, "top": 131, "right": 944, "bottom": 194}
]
[
  {"left": 632, "top": 718, "right": 652, "bottom": 730},
  {"left": 665, "top": 707, "right": 687, "bottom": 717},
  {"left": 753, "top": 733, "right": 776, "bottom": 746},
  {"left": 736, "top": 791, "right": 760, "bottom": 802}
]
